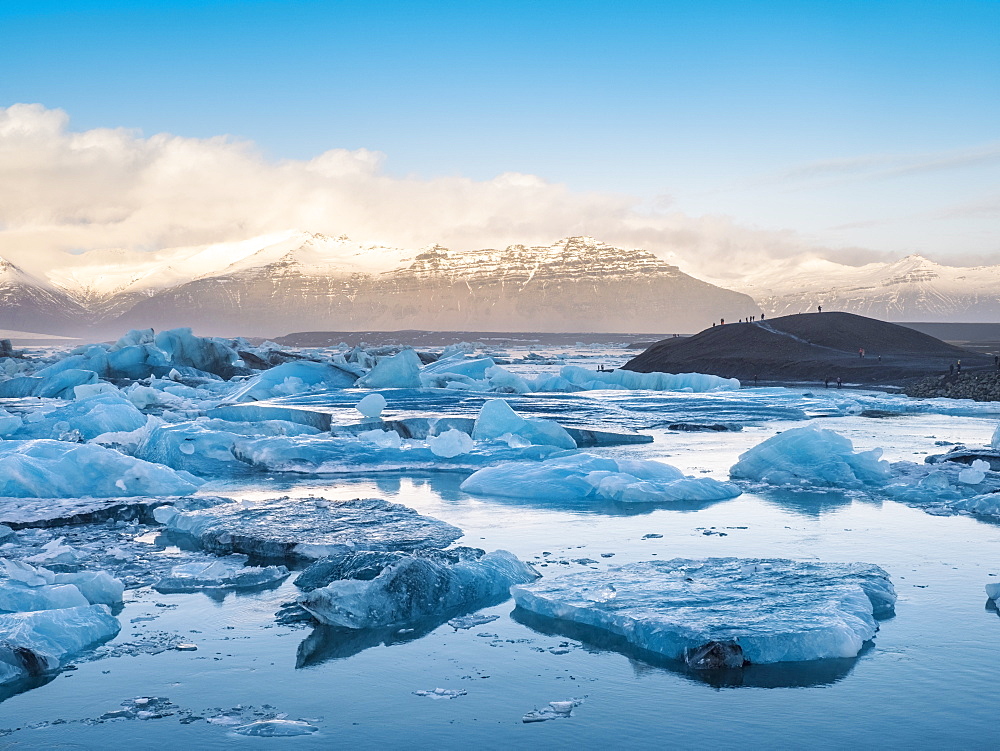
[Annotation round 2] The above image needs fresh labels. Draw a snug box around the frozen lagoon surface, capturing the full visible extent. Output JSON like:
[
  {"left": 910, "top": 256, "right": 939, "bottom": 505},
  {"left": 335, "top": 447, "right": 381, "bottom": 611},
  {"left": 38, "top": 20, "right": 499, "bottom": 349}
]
[{"left": 3, "top": 339, "right": 1000, "bottom": 749}]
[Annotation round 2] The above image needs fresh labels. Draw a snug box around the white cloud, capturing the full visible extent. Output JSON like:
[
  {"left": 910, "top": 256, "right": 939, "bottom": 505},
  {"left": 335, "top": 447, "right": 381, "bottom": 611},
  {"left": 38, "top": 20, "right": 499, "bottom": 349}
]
[{"left": 0, "top": 103, "right": 880, "bottom": 281}]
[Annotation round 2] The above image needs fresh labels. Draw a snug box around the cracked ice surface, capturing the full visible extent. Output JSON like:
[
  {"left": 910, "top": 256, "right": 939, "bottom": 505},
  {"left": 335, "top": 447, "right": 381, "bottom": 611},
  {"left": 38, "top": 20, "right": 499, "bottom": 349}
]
[
  {"left": 511, "top": 558, "right": 895, "bottom": 664},
  {"left": 154, "top": 497, "right": 463, "bottom": 560}
]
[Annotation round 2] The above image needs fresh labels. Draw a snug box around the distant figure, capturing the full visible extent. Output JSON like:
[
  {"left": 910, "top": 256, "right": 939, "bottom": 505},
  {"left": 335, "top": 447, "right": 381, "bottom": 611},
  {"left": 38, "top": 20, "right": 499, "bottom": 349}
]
[
  {"left": 957, "top": 360, "right": 962, "bottom": 374},
  {"left": 950, "top": 363, "right": 954, "bottom": 376},
  {"left": 837, "top": 376, "right": 843, "bottom": 389},
  {"left": 761, "top": 313, "right": 765, "bottom": 320},
  {"left": 824, "top": 377, "right": 830, "bottom": 388},
  {"left": 818, "top": 305, "right": 822, "bottom": 313},
  {"left": 877, "top": 355, "right": 881, "bottom": 363},
  {"left": 753, "top": 374, "right": 759, "bottom": 385},
  {"left": 712, "top": 322, "right": 716, "bottom": 327},
  {"left": 721, "top": 318, "right": 725, "bottom": 325},
  {"left": 995, "top": 355, "right": 999, "bottom": 370},
  {"left": 859, "top": 348, "right": 865, "bottom": 359}
]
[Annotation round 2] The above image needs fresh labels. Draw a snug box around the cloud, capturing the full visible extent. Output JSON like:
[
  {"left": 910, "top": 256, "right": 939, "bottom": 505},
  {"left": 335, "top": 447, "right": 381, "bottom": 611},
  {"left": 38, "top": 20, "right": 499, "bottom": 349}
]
[{"left": 0, "top": 103, "right": 890, "bottom": 281}]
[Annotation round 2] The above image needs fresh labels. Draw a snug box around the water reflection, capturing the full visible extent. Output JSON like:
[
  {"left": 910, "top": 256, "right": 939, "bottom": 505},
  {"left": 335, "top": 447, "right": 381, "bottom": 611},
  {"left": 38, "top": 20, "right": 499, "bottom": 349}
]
[
  {"left": 754, "top": 487, "right": 880, "bottom": 518},
  {"left": 512, "top": 608, "right": 863, "bottom": 689}
]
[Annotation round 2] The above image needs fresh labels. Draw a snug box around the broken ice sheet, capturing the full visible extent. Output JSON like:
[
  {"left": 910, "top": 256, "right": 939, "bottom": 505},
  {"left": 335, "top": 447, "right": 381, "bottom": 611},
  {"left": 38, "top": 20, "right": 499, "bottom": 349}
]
[
  {"left": 522, "top": 698, "right": 584, "bottom": 723},
  {"left": 413, "top": 688, "right": 467, "bottom": 699},
  {"left": 511, "top": 558, "right": 896, "bottom": 665}
]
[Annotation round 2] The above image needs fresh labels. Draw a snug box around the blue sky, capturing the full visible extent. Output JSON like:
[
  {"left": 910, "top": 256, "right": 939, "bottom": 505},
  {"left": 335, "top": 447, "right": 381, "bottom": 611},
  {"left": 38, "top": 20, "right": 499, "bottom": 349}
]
[{"left": 1, "top": 0, "right": 998, "bottom": 263}]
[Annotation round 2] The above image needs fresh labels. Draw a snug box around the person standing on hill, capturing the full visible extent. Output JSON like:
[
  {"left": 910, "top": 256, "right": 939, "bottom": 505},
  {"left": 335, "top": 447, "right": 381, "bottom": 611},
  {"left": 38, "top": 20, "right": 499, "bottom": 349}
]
[
  {"left": 957, "top": 360, "right": 962, "bottom": 374},
  {"left": 818, "top": 305, "right": 822, "bottom": 313}
]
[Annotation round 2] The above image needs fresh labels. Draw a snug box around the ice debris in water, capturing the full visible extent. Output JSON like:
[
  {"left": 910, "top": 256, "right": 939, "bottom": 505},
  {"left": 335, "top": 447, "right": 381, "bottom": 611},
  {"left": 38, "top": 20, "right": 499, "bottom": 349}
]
[
  {"left": 560, "top": 365, "right": 739, "bottom": 392},
  {"left": 461, "top": 452, "right": 741, "bottom": 504},
  {"left": 522, "top": 698, "right": 584, "bottom": 723},
  {"left": 0, "top": 559, "right": 124, "bottom": 612},
  {"left": 958, "top": 459, "right": 990, "bottom": 485},
  {"left": 729, "top": 425, "right": 891, "bottom": 488},
  {"left": 428, "top": 428, "right": 474, "bottom": 458},
  {"left": 413, "top": 688, "right": 467, "bottom": 700},
  {"left": 154, "top": 497, "right": 463, "bottom": 560},
  {"left": 231, "top": 719, "right": 319, "bottom": 737},
  {"left": 153, "top": 556, "right": 289, "bottom": 593},
  {"left": 448, "top": 613, "right": 500, "bottom": 629},
  {"left": 471, "top": 399, "right": 576, "bottom": 449},
  {"left": 0, "top": 440, "right": 203, "bottom": 498},
  {"left": 8, "top": 392, "right": 146, "bottom": 441},
  {"left": 0, "top": 604, "right": 121, "bottom": 686},
  {"left": 356, "top": 392, "right": 387, "bottom": 418},
  {"left": 511, "top": 558, "right": 896, "bottom": 665},
  {"left": 296, "top": 548, "right": 538, "bottom": 628}
]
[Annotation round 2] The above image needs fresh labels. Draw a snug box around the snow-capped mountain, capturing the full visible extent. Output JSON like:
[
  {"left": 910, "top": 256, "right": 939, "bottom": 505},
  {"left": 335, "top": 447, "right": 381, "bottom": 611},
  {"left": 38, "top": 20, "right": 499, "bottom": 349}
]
[
  {"left": 109, "top": 235, "right": 759, "bottom": 336},
  {"left": 718, "top": 254, "right": 1000, "bottom": 322},
  {"left": 0, "top": 256, "right": 89, "bottom": 334}
]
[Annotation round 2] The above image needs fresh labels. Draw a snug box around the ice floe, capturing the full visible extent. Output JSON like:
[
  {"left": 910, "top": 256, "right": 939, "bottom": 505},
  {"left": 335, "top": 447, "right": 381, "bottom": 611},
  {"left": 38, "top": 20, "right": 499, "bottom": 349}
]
[{"left": 511, "top": 558, "right": 895, "bottom": 665}]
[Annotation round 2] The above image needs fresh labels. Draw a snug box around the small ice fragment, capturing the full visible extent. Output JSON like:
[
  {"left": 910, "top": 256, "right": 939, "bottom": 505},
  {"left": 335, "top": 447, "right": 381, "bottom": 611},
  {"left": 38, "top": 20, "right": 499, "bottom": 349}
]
[
  {"left": 175, "top": 643, "right": 198, "bottom": 651},
  {"left": 231, "top": 720, "right": 319, "bottom": 737},
  {"left": 356, "top": 393, "right": 387, "bottom": 418},
  {"left": 448, "top": 613, "right": 500, "bottom": 630},
  {"left": 413, "top": 688, "right": 467, "bottom": 700},
  {"left": 522, "top": 698, "right": 583, "bottom": 722},
  {"left": 959, "top": 459, "right": 989, "bottom": 485},
  {"left": 986, "top": 582, "right": 1000, "bottom": 600},
  {"left": 428, "top": 428, "right": 474, "bottom": 458}
]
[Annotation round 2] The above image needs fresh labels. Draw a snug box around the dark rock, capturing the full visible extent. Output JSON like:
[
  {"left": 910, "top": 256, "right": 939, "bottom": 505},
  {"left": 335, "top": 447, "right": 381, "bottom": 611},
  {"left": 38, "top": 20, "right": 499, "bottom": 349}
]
[{"left": 684, "top": 641, "right": 746, "bottom": 670}]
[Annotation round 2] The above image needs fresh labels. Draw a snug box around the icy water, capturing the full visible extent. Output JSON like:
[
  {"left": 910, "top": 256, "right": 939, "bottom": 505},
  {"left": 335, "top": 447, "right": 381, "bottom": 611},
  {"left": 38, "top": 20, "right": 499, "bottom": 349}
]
[{"left": 3, "top": 345, "right": 1000, "bottom": 749}]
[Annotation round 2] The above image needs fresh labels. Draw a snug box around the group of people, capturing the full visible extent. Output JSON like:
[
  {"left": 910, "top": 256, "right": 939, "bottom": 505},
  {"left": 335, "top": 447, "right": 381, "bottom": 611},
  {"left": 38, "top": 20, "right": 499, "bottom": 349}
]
[{"left": 712, "top": 313, "right": 765, "bottom": 327}]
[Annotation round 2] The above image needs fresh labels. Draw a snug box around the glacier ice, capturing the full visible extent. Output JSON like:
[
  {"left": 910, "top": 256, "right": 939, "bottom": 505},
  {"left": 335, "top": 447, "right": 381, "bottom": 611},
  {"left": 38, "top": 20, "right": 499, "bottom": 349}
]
[
  {"left": 356, "top": 392, "right": 387, "bottom": 418},
  {"left": 297, "top": 547, "right": 538, "bottom": 629},
  {"left": 471, "top": 399, "right": 576, "bottom": 449},
  {"left": 428, "top": 428, "right": 474, "bottom": 458},
  {"left": 0, "top": 407, "right": 23, "bottom": 437},
  {"left": 9, "top": 392, "right": 146, "bottom": 442},
  {"left": 559, "top": 365, "right": 740, "bottom": 392},
  {"left": 232, "top": 720, "right": 319, "bottom": 737},
  {"left": 461, "top": 452, "right": 741, "bottom": 504},
  {"left": 154, "top": 556, "right": 289, "bottom": 593},
  {"left": 511, "top": 558, "right": 895, "bottom": 665},
  {"left": 0, "top": 604, "right": 121, "bottom": 686},
  {"left": 227, "top": 360, "right": 357, "bottom": 402},
  {"left": 0, "top": 440, "right": 203, "bottom": 498},
  {"left": 0, "top": 560, "right": 124, "bottom": 612},
  {"left": 357, "top": 348, "right": 423, "bottom": 389},
  {"left": 153, "top": 497, "right": 463, "bottom": 560},
  {"left": 958, "top": 459, "right": 990, "bottom": 485},
  {"left": 729, "top": 425, "right": 892, "bottom": 488}
]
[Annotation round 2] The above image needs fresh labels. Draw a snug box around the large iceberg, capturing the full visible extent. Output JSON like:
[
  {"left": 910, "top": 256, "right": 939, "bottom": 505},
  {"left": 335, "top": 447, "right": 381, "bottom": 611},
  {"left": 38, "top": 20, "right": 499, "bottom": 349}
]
[
  {"left": 461, "top": 452, "right": 741, "bottom": 504},
  {"left": 0, "top": 604, "right": 121, "bottom": 686},
  {"left": 559, "top": 366, "right": 740, "bottom": 392},
  {"left": 0, "top": 440, "right": 203, "bottom": 498},
  {"left": 0, "top": 368, "right": 99, "bottom": 400},
  {"left": 729, "top": 425, "right": 891, "bottom": 488},
  {"left": 296, "top": 547, "right": 538, "bottom": 629},
  {"left": 154, "top": 497, "right": 463, "bottom": 560},
  {"left": 357, "top": 349, "right": 423, "bottom": 389},
  {"left": 511, "top": 558, "right": 895, "bottom": 665}
]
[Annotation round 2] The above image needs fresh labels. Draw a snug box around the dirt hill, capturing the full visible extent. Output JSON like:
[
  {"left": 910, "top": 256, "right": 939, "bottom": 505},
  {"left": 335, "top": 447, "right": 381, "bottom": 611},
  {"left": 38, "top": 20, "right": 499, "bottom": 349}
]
[{"left": 623, "top": 312, "right": 993, "bottom": 385}]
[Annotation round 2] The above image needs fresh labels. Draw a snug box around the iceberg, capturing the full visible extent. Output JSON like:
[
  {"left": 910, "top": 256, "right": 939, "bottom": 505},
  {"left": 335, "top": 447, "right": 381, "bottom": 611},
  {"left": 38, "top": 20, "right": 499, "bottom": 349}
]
[
  {"left": 0, "top": 440, "right": 202, "bottom": 498},
  {"left": 559, "top": 366, "right": 740, "bottom": 392},
  {"left": 0, "top": 560, "right": 124, "bottom": 612},
  {"left": 427, "top": 428, "right": 474, "bottom": 458},
  {"left": 471, "top": 399, "right": 576, "bottom": 449},
  {"left": 511, "top": 558, "right": 895, "bottom": 665},
  {"left": 0, "top": 604, "right": 121, "bottom": 686},
  {"left": 355, "top": 392, "right": 387, "bottom": 418},
  {"left": 226, "top": 360, "right": 357, "bottom": 402},
  {"left": 153, "top": 496, "right": 463, "bottom": 560},
  {"left": 729, "top": 425, "right": 891, "bottom": 488},
  {"left": 297, "top": 547, "right": 538, "bottom": 629},
  {"left": 357, "top": 349, "right": 423, "bottom": 389},
  {"left": 9, "top": 392, "right": 146, "bottom": 442},
  {"left": 461, "top": 453, "right": 741, "bottom": 504},
  {"left": 153, "top": 556, "right": 289, "bottom": 593}
]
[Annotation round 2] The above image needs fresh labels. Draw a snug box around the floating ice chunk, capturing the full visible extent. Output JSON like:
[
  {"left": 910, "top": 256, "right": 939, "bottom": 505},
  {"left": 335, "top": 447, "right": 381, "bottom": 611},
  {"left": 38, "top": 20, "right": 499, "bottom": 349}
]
[
  {"left": 232, "top": 720, "right": 319, "bottom": 737},
  {"left": 511, "top": 558, "right": 895, "bottom": 665},
  {"left": 10, "top": 393, "right": 146, "bottom": 441},
  {"left": 0, "top": 440, "right": 202, "bottom": 498},
  {"left": 421, "top": 355, "right": 496, "bottom": 380},
  {"left": 0, "top": 604, "right": 120, "bottom": 686},
  {"left": 729, "top": 425, "right": 891, "bottom": 488},
  {"left": 559, "top": 365, "right": 740, "bottom": 392},
  {"left": 357, "top": 349, "right": 422, "bottom": 389},
  {"left": 987, "top": 582, "right": 1000, "bottom": 600},
  {"left": 428, "top": 428, "right": 474, "bottom": 458},
  {"left": 448, "top": 613, "right": 499, "bottom": 629},
  {"left": 228, "top": 361, "right": 357, "bottom": 402},
  {"left": 152, "top": 328, "right": 247, "bottom": 379},
  {"left": 356, "top": 393, "right": 387, "bottom": 418},
  {"left": 471, "top": 399, "right": 576, "bottom": 449},
  {"left": 358, "top": 429, "right": 403, "bottom": 449},
  {"left": 24, "top": 537, "right": 80, "bottom": 565},
  {"left": 522, "top": 698, "right": 583, "bottom": 723},
  {"left": 154, "top": 557, "right": 289, "bottom": 593},
  {"left": 461, "top": 453, "right": 741, "bottom": 504},
  {"left": 73, "top": 382, "right": 120, "bottom": 401},
  {"left": 298, "top": 548, "right": 538, "bottom": 628},
  {"left": 0, "top": 579, "right": 89, "bottom": 612},
  {"left": 414, "top": 688, "right": 467, "bottom": 699},
  {"left": 0, "top": 408, "right": 23, "bottom": 437},
  {"left": 958, "top": 459, "right": 990, "bottom": 485},
  {"left": 154, "top": 497, "right": 462, "bottom": 560},
  {"left": 0, "top": 560, "right": 123, "bottom": 612}
]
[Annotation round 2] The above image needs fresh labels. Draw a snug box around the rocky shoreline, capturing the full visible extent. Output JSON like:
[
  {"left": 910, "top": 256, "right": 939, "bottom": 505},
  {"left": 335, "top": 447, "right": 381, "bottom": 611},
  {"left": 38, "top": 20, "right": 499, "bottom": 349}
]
[{"left": 903, "top": 371, "right": 1000, "bottom": 401}]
